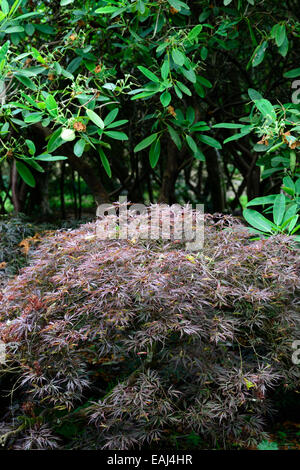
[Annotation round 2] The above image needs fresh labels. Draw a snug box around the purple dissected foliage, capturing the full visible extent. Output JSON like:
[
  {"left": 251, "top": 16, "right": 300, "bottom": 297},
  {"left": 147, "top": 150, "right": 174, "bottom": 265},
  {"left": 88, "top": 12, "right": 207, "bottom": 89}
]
[{"left": 0, "top": 205, "right": 299, "bottom": 449}]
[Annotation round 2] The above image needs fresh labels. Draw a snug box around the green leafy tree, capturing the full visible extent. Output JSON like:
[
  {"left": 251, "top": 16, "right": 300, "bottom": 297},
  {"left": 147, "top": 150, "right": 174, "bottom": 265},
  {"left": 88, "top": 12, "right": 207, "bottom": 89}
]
[{"left": 0, "top": 0, "right": 299, "bottom": 220}]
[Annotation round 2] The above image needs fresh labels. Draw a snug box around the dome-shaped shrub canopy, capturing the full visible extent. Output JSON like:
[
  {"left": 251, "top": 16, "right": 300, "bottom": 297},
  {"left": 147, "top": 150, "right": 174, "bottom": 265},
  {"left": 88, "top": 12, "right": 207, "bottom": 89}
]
[{"left": 0, "top": 207, "right": 299, "bottom": 449}]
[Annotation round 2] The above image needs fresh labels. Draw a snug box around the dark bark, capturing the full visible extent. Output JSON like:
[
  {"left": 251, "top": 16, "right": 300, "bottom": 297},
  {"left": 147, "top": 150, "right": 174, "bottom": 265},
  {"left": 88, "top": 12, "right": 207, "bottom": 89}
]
[
  {"left": 33, "top": 123, "right": 110, "bottom": 206},
  {"left": 27, "top": 166, "right": 52, "bottom": 216},
  {"left": 77, "top": 172, "right": 82, "bottom": 219},
  {"left": 0, "top": 168, "right": 12, "bottom": 214},
  {"left": 205, "top": 148, "right": 226, "bottom": 213},
  {"left": 246, "top": 163, "right": 260, "bottom": 200},
  {"left": 158, "top": 140, "right": 178, "bottom": 204},
  {"left": 60, "top": 161, "right": 66, "bottom": 219},
  {"left": 11, "top": 162, "right": 22, "bottom": 213},
  {"left": 71, "top": 169, "right": 78, "bottom": 219},
  {"left": 66, "top": 150, "right": 109, "bottom": 205}
]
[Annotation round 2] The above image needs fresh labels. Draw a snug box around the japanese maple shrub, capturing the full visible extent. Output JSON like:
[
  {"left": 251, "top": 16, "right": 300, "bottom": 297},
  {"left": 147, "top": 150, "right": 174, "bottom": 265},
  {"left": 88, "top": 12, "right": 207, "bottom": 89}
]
[{"left": 0, "top": 206, "right": 299, "bottom": 449}]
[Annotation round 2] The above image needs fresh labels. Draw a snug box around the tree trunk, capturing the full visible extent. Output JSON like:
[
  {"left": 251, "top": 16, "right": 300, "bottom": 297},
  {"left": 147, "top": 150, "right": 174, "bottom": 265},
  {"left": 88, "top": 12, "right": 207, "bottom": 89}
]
[
  {"left": 11, "top": 161, "right": 22, "bottom": 213},
  {"left": 205, "top": 148, "right": 225, "bottom": 212},
  {"left": 66, "top": 150, "right": 109, "bottom": 205},
  {"left": 33, "top": 123, "right": 110, "bottom": 206},
  {"left": 158, "top": 140, "right": 178, "bottom": 204}
]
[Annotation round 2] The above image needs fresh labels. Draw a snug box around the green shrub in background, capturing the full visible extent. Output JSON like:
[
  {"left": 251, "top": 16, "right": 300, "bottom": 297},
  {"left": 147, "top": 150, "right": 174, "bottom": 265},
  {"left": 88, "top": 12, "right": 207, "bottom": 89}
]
[
  {"left": 243, "top": 176, "right": 300, "bottom": 241},
  {"left": 0, "top": 0, "right": 299, "bottom": 215}
]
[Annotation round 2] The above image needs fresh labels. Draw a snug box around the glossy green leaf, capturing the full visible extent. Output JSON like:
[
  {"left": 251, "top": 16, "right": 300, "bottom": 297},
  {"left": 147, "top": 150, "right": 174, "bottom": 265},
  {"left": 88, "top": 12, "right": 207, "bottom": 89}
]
[
  {"left": 200, "top": 46, "right": 208, "bottom": 60},
  {"left": 0, "top": 40, "right": 9, "bottom": 62},
  {"left": 275, "top": 25, "right": 286, "bottom": 47},
  {"left": 137, "top": 66, "right": 160, "bottom": 83},
  {"left": 172, "top": 49, "right": 185, "bottom": 66},
  {"left": 160, "top": 90, "right": 171, "bottom": 107},
  {"left": 186, "top": 107, "right": 195, "bottom": 124},
  {"left": 223, "top": 133, "right": 248, "bottom": 144},
  {"left": 16, "top": 161, "right": 35, "bottom": 187},
  {"left": 60, "top": 0, "right": 74, "bottom": 5},
  {"left": 273, "top": 193, "right": 285, "bottom": 226},
  {"left": 167, "top": 0, "right": 189, "bottom": 12},
  {"left": 283, "top": 68, "right": 300, "bottom": 78},
  {"left": 45, "top": 94, "right": 58, "bottom": 117},
  {"left": 161, "top": 61, "right": 170, "bottom": 80},
  {"left": 243, "top": 209, "right": 274, "bottom": 233},
  {"left": 197, "top": 76, "right": 212, "bottom": 88},
  {"left": 246, "top": 195, "right": 277, "bottom": 207},
  {"left": 99, "top": 147, "right": 111, "bottom": 177},
  {"left": 174, "top": 85, "right": 183, "bottom": 99},
  {"left": 74, "top": 139, "right": 86, "bottom": 157},
  {"left": 35, "top": 154, "right": 68, "bottom": 161},
  {"left": 248, "top": 88, "right": 263, "bottom": 100},
  {"left": 288, "top": 215, "right": 299, "bottom": 234},
  {"left": 104, "top": 131, "right": 128, "bottom": 140},
  {"left": 176, "top": 81, "right": 191, "bottom": 96},
  {"left": 283, "top": 175, "right": 295, "bottom": 191},
  {"left": 187, "top": 25, "right": 202, "bottom": 41},
  {"left": 149, "top": 139, "right": 161, "bottom": 169},
  {"left": 24, "top": 112, "right": 44, "bottom": 123},
  {"left": 254, "top": 98, "right": 276, "bottom": 121},
  {"left": 252, "top": 41, "right": 268, "bottom": 67},
  {"left": 182, "top": 67, "right": 196, "bottom": 83},
  {"left": 22, "top": 158, "right": 44, "bottom": 173},
  {"left": 167, "top": 125, "right": 181, "bottom": 150},
  {"left": 106, "top": 119, "right": 128, "bottom": 129},
  {"left": 4, "top": 26, "right": 24, "bottom": 33},
  {"left": 134, "top": 133, "right": 158, "bottom": 152},
  {"left": 197, "top": 134, "right": 222, "bottom": 149},
  {"left": 1, "top": 0, "right": 9, "bottom": 15},
  {"left": 86, "top": 109, "right": 105, "bottom": 129},
  {"left": 47, "top": 129, "right": 64, "bottom": 153},
  {"left": 15, "top": 74, "right": 36, "bottom": 91},
  {"left": 213, "top": 123, "right": 247, "bottom": 129},
  {"left": 95, "top": 6, "right": 119, "bottom": 14},
  {"left": 186, "top": 135, "right": 198, "bottom": 154},
  {"left": 25, "top": 139, "right": 36, "bottom": 155},
  {"left": 104, "top": 108, "right": 119, "bottom": 126},
  {"left": 283, "top": 203, "right": 298, "bottom": 224}
]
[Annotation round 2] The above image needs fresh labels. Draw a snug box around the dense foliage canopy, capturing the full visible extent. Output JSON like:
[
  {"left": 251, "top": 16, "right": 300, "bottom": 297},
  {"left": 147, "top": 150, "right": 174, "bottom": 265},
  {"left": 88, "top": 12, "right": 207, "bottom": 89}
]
[
  {"left": 0, "top": 208, "right": 299, "bottom": 449},
  {"left": 0, "top": 0, "right": 299, "bottom": 239},
  {"left": 0, "top": 0, "right": 300, "bottom": 451}
]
